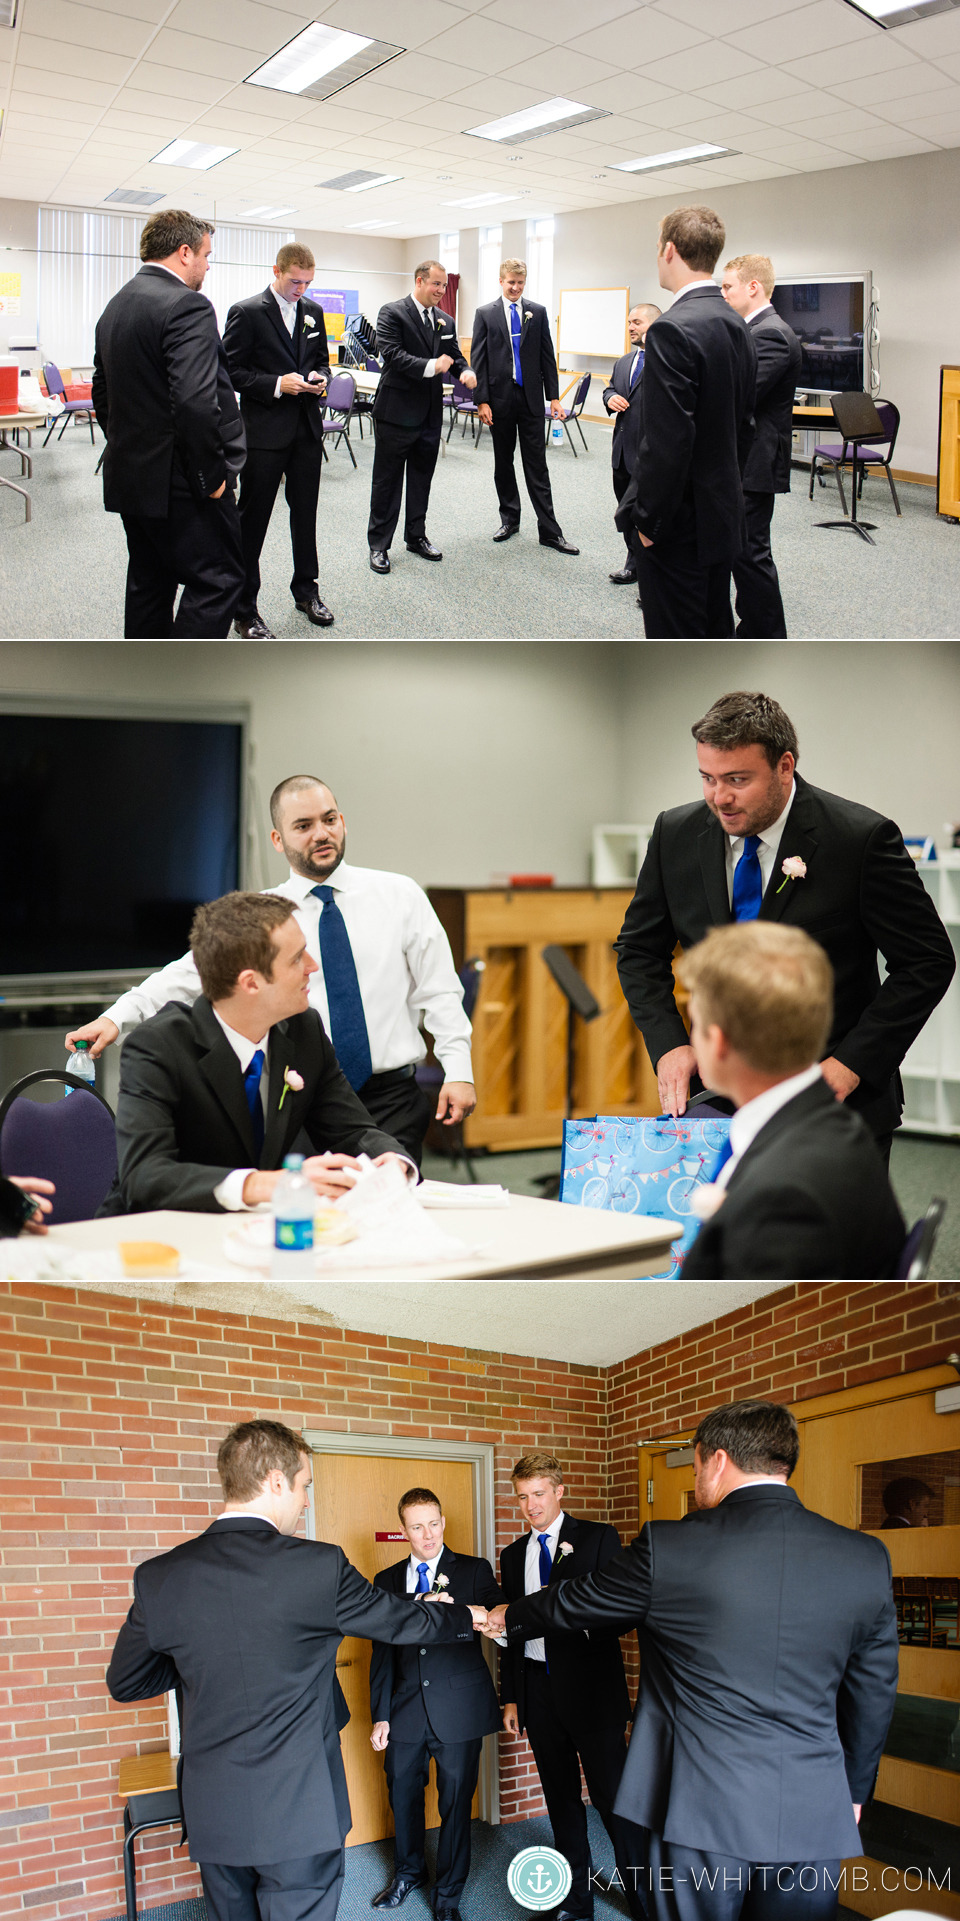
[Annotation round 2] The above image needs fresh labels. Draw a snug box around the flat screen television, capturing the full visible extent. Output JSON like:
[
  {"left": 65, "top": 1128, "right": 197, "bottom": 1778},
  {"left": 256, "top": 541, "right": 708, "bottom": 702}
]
[
  {"left": 770, "top": 274, "right": 872, "bottom": 394},
  {"left": 0, "top": 711, "right": 243, "bottom": 978}
]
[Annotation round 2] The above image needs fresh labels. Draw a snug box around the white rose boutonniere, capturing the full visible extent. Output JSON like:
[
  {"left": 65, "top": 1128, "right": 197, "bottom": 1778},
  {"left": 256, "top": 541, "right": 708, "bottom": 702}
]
[
  {"left": 559, "top": 1542, "right": 574, "bottom": 1558},
  {"left": 303, "top": 314, "right": 315, "bottom": 330},
  {"left": 776, "top": 855, "right": 807, "bottom": 895},
  {"left": 432, "top": 1572, "right": 450, "bottom": 1591},
  {"left": 278, "top": 1066, "right": 304, "bottom": 1111}
]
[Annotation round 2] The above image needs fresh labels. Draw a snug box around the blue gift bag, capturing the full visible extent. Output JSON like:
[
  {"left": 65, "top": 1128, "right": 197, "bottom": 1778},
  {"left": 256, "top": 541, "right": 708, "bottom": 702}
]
[{"left": 559, "top": 1112, "right": 733, "bottom": 1278}]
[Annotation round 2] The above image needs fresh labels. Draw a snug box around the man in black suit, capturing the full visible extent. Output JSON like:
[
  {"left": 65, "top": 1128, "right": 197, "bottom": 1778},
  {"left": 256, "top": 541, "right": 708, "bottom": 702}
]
[
  {"left": 486, "top": 1400, "right": 900, "bottom": 1921},
  {"left": 98, "top": 890, "right": 414, "bottom": 1215},
  {"left": 721, "top": 254, "right": 802, "bottom": 638},
  {"left": 107, "top": 1420, "right": 490, "bottom": 1921},
  {"left": 678, "top": 922, "right": 906, "bottom": 1279},
  {"left": 881, "top": 1477, "right": 932, "bottom": 1527},
  {"left": 617, "top": 690, "right": 956, "bottom": 1162},
  {"left": 223, "top": 242, "right": 333, "bottom": 639},
  {"left": 367, "top": 261, "right": 475, "bottom": 573},
  {"left": 92, "top": 210, "right": 246, "bottom": 640},
  {"left": 471, "top": 259, "right": 578, "bottom": 555},
  {"left": 369, "top": 1489, "right": 502, "bottom": 1921},
  {"left": 619, "top": 205, "right": 756, "bottom": 639},
  {"left": 498, "top": 1453, "right": 641, "bottom": 1921},
  {"left": 603, "top": 303, "right": 661, "bottom": 585}
]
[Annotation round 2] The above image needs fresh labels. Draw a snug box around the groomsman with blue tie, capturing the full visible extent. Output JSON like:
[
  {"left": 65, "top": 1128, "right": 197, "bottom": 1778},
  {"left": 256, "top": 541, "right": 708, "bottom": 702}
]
[
  {"left": 471, "top": 260, "right": 578, "bottom": 554},
  {"left": 603, "top": 304, "right": 661, "bottom": 586},
  {"left": 616, "top": 689, "right": 955, "bottom": 1165},
  {"left": 67, "top": 776, "right": 475, "bottom": 1168}
]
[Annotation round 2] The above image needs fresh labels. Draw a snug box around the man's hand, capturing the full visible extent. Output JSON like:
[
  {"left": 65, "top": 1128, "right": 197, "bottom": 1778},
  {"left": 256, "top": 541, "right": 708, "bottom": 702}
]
[
  {"left": 279, "top": 372, "right": 315, "bottom": 395},
  {"left": 467, "top": 1606, "right": 488, "bottom": 1630},
  {"left": 657, "top": 1043, "right": 698, "bottom": 1117},
  {"left": 477, "top": 403, "right": 493, "bottom": 425},
  {"left": 502, "top": 1702, "right": 520, "bottom": 1735},
  {"left": 482, "top": 1605, "right": 508, "bottom": 1639},
  {"left": 436, "top": 1082, "right": 476, "bottom": 1125},
  {"left": 638, "top": 532, "right": 653, "bottom": 547},
  {"left": 10, "top": 1176, "right": 55, "bottom": 1235},
  {"left": 370, "top": 1721, "right": 390, "bottom": 1752},
  {"left": 821, "top": 1057, "right": 861, "bottom": 1102},
  {"left": 240, "top": 1154, "right": 364, "bottom": 1208},
  {"left": 460, "top": 369, "right": 477, "bottom": 390},
  {"left": 306, "top": 371, "right": 327, "bottom": 388},
  {"left": 373, "top": 1151, "right": 417, "bottom": 1183},
  {"left": 66, "top": 1016, "right": 119, "bottom": 1058},
  {"left": 436, "top": 353, "right": 454, "bottom": 374},
  {"left": 549, "top": 398, "right": 566, "bottom": 419},
  {"left": 607, "top": 394, "right": 630, "bottom": 413},
  {"left": 210, "top": 481, "right": 226, "bottom": 498}
]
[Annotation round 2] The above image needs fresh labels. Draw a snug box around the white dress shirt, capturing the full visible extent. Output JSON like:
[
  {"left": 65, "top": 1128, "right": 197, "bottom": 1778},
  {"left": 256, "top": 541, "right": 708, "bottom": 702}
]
[
  {"left": 747, "top": 301, "right": 774, "bottom": 323},
  {"left": 523, "top": 1512, "right": 565, "bottom": 1664},
  {"left": 103, "top": 862, "right": 474, "bottom": 1083},
  {"left": 715, "top": 1063, "right": 824, "bottom": 1189},
  {"left": 405, "top": 1549, "right": 443, "bottom": 1593},
  {"left": 210, "top": 1011, "right": 272, "bottom": 1213},
  {"left": 724, "top": 782, "right": 796, "bottom": 908},
  {"left": 412, "top": 295, "right": 441, "bottom": 380},
  {"left": 501, "top": 295, "right": 524, "bottom": 380},
  {"left": 271, "top": 285, "right": 301, "bottom": 400},
  {"left": 669, "top": 278, "right": 715, "bottom": 304}
]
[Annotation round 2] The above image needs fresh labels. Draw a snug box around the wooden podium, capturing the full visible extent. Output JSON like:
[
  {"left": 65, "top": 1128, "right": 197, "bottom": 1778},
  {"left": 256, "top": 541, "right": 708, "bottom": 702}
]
[{"left": 429, "top": 886, "right": 682, "bottom": 1152}]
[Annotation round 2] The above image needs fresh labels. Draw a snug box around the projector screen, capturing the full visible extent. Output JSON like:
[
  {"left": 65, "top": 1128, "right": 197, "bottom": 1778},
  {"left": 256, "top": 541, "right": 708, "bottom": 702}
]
[{"left": 0, "top": 712, "right": 243, "bottom": 977}]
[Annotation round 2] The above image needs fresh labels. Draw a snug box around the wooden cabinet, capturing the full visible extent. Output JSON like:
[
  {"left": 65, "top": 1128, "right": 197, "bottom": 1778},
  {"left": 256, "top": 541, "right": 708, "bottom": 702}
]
[
  {"left": 429, "top": 886, "right": 682, "bottom": 1151},
  {"left": 938, "top": 364, "right": 960, "bottom": 519}
]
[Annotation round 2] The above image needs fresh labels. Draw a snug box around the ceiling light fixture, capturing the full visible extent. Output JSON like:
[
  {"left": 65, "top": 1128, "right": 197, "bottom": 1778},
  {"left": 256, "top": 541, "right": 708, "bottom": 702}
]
[
  {"left": 612, "top": 143, "right": 738, "bottom": 174},
  {"left": 245, "top": 23, "right": 404, "bottom": 100},
  {"left": 466, "top": 97, "right": 610, "bottom": 143},
  {"left": 443, "top": 191, "right": 524, "bottom": 207},
  {"left": 0, "top": 0, "right": 18, "bottom": 24},
  {"left": 151, "top": 139, "right": 239, "bottom": 170},
  {"left": 843, "top": 0, "right": 960, "bottom": 21},
  {"left": 318, "top": 169, "right": 402, "bottom": 192},
  {"left": 243, "top": 205, "right": 297, "bottom": 218},
  {"left": 103, "top": 188, "right": 165, "bottom": 206}
]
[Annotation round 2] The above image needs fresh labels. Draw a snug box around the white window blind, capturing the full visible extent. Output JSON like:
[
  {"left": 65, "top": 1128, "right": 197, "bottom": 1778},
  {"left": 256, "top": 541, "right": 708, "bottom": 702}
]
[
  {"left": 478, "top": 225, "right": 502, "bottom": 307},
  {"left": 38, "top": 209, "right": 294, "bottom": 367},
  {"left": 526, "top": 218, "right": 554, "bottom": 324}
]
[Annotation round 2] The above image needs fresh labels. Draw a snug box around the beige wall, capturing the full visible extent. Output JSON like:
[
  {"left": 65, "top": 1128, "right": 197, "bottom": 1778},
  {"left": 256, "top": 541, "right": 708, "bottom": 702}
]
[
  {"left": 0, "top": 198, "right": 39, "bottom": 355},
  {"left": 293, "top": 225, "right": 407, "bottom": 334}
]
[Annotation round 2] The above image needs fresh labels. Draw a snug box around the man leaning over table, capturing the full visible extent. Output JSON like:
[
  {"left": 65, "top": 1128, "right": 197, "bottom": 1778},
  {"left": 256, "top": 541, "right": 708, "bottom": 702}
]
[{"left": 68, "top": 773, "right": 475, "bottom": 1168}]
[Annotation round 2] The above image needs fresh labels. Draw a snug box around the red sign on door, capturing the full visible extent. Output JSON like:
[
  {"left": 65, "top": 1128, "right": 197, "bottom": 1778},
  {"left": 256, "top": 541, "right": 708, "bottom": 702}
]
[{"left": 376, "top": 1531, "right": 407, "bottom": 1542}]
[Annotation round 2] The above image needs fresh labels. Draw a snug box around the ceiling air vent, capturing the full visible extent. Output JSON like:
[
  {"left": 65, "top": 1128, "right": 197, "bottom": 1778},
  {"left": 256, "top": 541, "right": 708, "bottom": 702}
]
[{"left": 318, "top": 169, "right": 397, "bottom": 192}]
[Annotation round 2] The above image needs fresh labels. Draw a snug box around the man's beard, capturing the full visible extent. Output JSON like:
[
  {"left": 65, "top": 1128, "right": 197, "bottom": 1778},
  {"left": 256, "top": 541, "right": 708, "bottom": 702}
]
[{"left": 284, "top": 836, "right": 345, "bottom": 881}]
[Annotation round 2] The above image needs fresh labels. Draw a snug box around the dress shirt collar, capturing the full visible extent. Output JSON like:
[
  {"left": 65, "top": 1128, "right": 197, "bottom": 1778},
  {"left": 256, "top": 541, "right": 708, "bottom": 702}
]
[
  {"left": 725, "top": 781, "right": 796, "bottom": 855},
  {"left": 670, "top": 278, "right": 715, "bottom": 304},
  {"left": 412, "top": 295, "right": 436, "bottom": 326},
  {"left": 716, "top": 1063, "right": 824, "bottom": 1188},
  {"left": 146, "top": 262, "right": 188, "bottom": 281},
  {"left": 747, "top": 301, "right": 774, "bottom": 322},
  {"left": 408, "top": 1549, "right": 443, "bottom": 1580},
  {"left": 284, "top": 863, "right": 353, "bottom": 903},
  {"left": 212, "top": 1509, "right": 279, "bottom": 1528},
  {"left": 529, "top": 1512, "right": 564, "bottom": 1545},
  {"left": 212, "top": 1006, "right": 270, "bottom": 1073},
  {"left": 271, "top": 283, "right": 299, "bottom": 317},
  {"left": 502, "top": 292, "right": 524, "bottom": 324}
]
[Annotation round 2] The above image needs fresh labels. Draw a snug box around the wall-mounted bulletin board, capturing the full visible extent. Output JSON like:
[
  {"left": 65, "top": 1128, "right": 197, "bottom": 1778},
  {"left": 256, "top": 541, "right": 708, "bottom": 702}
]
[{"left": 557, "top": 287, "right": 629, "bottom": 358}]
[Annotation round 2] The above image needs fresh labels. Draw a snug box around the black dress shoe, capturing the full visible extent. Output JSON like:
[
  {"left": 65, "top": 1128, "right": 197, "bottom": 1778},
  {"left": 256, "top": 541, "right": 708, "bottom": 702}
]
[
  {"left": 369, "top": 548, "right": 391, "bottom": 574},
  {"left": 609, "top": 566, "right": 637, "bottom": 584},
  {"left": 434, "top": 1909, "right": 462, "bottom": 1921},
  {"left": 372, "top": 1874, "right": 428, "bottom": 1909},
  {"left": 233, "top": 612, "right": 275, "bottom": 639},
  {"left": 295, "top": 595, "right": 334, "bottom": 627},
  {"left": 405, "top": 536, "right": 443, "bottom": 560},
  {"left": 539, "top": 535, "right": 579, "bottom": 554},
  {"left": 493, "top": 522, "right": 520, "bottom": 542}
]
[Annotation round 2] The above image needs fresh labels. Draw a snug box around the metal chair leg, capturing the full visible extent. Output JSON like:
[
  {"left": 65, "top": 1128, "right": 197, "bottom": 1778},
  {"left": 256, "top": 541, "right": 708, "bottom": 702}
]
[
  {"left": 886, "top": 464, "right": 902, "bottom": 515},
  {"left": 564, "top": 421, "right": 578, "bottom": 459},
  {"left": 344, "top": 430, "right": 357, "bottom": 469},
  {"left": 831, "top": 460, "right": 847, "bottom": 517},
  {"left": 43, "top": 418, "right": 58, "bottom": 447},
  {"left": 573, "top": 415, "right": 587, "bottom": 451},
  {"left": 122, "top": 1814, "right": 138, "bottom": 1921},
  {"left": 0, "top": 474, "right": 30, "bottom": 521}
]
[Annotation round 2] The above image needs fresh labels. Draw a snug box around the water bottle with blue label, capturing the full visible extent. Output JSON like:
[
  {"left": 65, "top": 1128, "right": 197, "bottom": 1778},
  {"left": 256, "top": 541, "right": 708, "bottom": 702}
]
[
  {"left": 271, "top": 1153, "right": 314, "bottom": 1275},
  {"left": 551, "top": 415, "right": 564, "bottom": 447},
  {"left": 65, "top": 1040, "right": 96, "bottom": 1095}
]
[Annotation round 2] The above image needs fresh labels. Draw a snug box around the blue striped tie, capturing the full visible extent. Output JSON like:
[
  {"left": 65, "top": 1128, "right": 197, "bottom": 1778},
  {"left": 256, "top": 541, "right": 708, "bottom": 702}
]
[
  {"left": 311, "top": 885, "right": 373, "bottom": 1091},
  {"left": 510, "top": 303, "right": 523, "bottom": 386}
]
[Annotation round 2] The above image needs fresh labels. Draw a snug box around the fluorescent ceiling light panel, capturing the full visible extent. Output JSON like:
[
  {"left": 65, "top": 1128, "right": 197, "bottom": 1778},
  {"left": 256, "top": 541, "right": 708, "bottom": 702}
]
[
  {"left": 844, "top": 0, "right": 960, "bottom": 21},
  {"left": 243, "top": 205, "right": 297, "bottom": 217},
  {"left": 152, "top": 139, "right": 239, "bottom": 169},
  {"left": 612, "top": 143, "right": 737, "bottom": 174},
  {"left": 466, "top": 98, "right": 609, "bottom": 144},
  {"left": 104, "top": 188, "right": 165, "bottom": 206},
  {"left": 444, "top": 191, "right": 523, "bottom": 207},
  {"left": 0, "top": 0, "right": 18, "bottom": 25},
  {"left": 318, "top": 169, "right": 402, "bottom": 192},
  {"left": 245, "top": 23, "right": 404, "bottom": 101}
]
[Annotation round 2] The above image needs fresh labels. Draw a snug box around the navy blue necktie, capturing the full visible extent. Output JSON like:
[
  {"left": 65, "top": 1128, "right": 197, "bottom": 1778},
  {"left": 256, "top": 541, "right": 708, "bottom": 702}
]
[
  {"left": 510, "top": 303, "right": 523, "bottom": 386},
  {"left": 311, "top": 886, "right": 373, "bottom": 1091},
  {"left": 732, "top": 835, "right": 763, "bottom": 921},
  {"left": 630, "top": 348, "right": 644, "bottom": 388},
  {"left": 243, "top": 1048, "right": 265, "bottom": 1160},
  {"left": 416, "top": 1561, "right": 430, "bottom": 1594},
  {"left": 538, "top": 1533, "right": 552, "bottom": 1587}
]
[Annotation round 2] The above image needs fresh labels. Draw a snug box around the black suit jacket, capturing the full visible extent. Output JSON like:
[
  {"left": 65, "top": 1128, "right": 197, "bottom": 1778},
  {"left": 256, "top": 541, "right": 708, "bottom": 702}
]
[
  {"left": 92, "top": 264, "right": 245, "bottom": 517},
  {"left": 369, "top": 1546, "right": 502, "bottom": 1742},
  {"left": 603, "top": 347, "right": 643, "bottom": 473},
  {"left": 372, "top": 296, "right": 467, "bottom": 431},
  {"left": 222, "top": 287, "right": 330, "bottom": 450},
  {"left": 619, "top": 284, "right": 756, "bottom": 565},
  {"left": 505, "top": 1486, "right": 899, "bottom": 1862},
  {"left": 616, "top": 772, "right": 956, "bottom": 1136},
  {"left": 469, "top": 297, "right": 560, "bottom": 417},
  {"left": 499, "top": 1514, "right": 630, "bottom": 1736},
  {"left": 682, "top": 1078, "right": 906, "bottom": 1279},
  {"left": 99, "top": 995, "right": 403, "bottom": 1215},
  {"left": 741, "top": 306, "right": 802, "bottom": 494},
  {"left": 106, "top": 1515, "right": 475, "bottom": 1863}
]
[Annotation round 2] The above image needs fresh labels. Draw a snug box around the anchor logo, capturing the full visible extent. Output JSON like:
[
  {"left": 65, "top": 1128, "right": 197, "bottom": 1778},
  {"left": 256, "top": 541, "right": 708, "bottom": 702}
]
[{"left": 506, "top": 1847, "right": 573, "bottom": 1911}]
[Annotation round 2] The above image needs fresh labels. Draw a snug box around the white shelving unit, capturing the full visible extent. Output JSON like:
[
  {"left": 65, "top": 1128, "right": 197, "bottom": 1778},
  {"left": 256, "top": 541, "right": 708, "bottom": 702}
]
[{"left": 900, "top": 856, "right": 960, "bottom": 1139}]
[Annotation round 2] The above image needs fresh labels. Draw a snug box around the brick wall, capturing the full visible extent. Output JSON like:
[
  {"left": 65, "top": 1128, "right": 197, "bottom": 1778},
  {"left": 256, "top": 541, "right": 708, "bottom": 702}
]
[{"left": 2, "top": 1281, "right": 958, "bottom": 1921}]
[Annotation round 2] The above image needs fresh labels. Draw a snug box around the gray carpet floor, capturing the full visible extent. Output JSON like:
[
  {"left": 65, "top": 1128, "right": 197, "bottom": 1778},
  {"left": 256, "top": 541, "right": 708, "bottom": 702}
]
[
  {"left": 1, "top": 413, "right": 957, "bottom": 639},
  {"left": 423, "top": 1132, "right": 960, "bottom": 1279}
]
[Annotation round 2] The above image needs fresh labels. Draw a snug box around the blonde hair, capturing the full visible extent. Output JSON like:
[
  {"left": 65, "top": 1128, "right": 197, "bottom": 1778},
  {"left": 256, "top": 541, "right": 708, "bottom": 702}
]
[
  {"left": 500, "top": 258, "right": 527, "bottom": 278},
  {"left": 276, "top": 242, "right": 315, "bottom": 272},
  {"left": 680, "top": 923, "right": 833, "bottom": 1077},
  {"left": 725, "top": 253, "right": 775, "bottom": 298},
  {"left": 512, "top": 1451, "right": 564, "bottom": 1488}
]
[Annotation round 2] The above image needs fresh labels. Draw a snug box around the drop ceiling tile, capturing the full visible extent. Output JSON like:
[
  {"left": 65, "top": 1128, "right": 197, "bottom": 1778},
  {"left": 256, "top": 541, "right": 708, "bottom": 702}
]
[
  {"left": 656, "top": 0, "right": 812, "bottom": 28},
  {"left": 712, "top": 150, "right": 799, "bottom": 178},
  {"left": 100, "top": 107, "right": 186, "bottom": 133},
  {"left": 320, "top": 0, "right": 471, "bottom": 49},
  {"left": 893, "top": 106, "right": 960, "bottom": 140},
  {"left": 507, "top": 49, "right": 619, "bottom": 91},
  {"left": 575, "top": 73, "right": 681, "bottom": 113},
  {"left": 319, "top": 79, "right": 431, "bottom": 118},
  {"left": 692, "top": 68, "right": 816, "bottom": 111},
  {"left": 143, "top": 29, "right": 255, "bottom": 82},
  {"left": 831, "top": 64, "right": 956, "bottom": 108},
  {"left": 425, "top": 18, "right": 551, "bottom": 72},
  {"left": 725, "top": 1, "right": 877, "bottom": 64},
  {"left": 568, "top": 11, "right": 707, "bottom": 65},
  {"left": 405, "top": 100, "right": 474, "bottom": 132},
  {"left": 10, "top": 68, "right": 115, "bottom": 107},
  {"left": 374, "top": 119, "right": 454, "bottom": 148},
  {"left": 162, "top": 0, "right": 311, "bottom": 57},
  {"left": 294, "top": 100, "right": 391, "bottom": 132},
  {"left": 747, "top": 135, "right": 861, "bottom": 164},
  {"left": 123, "top": 64, "right": 236, "bottom": 107},
  {"left": 447, "top": 79, "right": 551, "bottom": 114},
  {"left": 889, "top": 12, "right": 960, "bottom": 56},
  {"left": 637, "top": 41, "right": 767, "bottom": 90},
  {"left": 14, "top": 33, "right": 131, "bottom": 84},
  {"left": 785, "top": 105, "right": 887, "bottom": 137},
  {"left": 620, "top": 89, "right": 738, "bottom": 130},
  {"left": 782, "top": 38, "right": 921, "bottom": 88},
  {"left": 742, "top": 87, "right": 850, "bottom": 122},
  {"left": 71, "top": 0, "right": 167, "bottom": 17},
  {"left": 482, "top": 0, "right": 640, "bottom": 40},
  {"left": 109, "top": 85, "right": 213, "bottom": 121},
  {"left": 19, "top": 0, "right": 156, "bottom": 57},
  {"left": 364, "top": 53, "right": 483, "bottom": 100},
  {"left": 873, "top": 81, "right": 960, "bottom": 119},
  {"left": 832, "top": 127, "right": 935, "bottom": 157}
]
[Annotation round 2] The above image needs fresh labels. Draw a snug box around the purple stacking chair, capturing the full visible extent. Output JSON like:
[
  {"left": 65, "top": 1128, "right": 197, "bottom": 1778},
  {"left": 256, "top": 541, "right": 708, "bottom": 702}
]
[
  {"left": 544, "top": 372, "right": 591, "bottom": 456},
  {"left": 809, "top": 397, "right": 901, "bottom": 517},
  {"left": 0, "top": 1071, "right": 117, "bottom": 1224},
  {"left": 446, "top": 376, "right": 481, "bottom": 443},
  {"left": 42, "top": 362, "right": 98, "bottom": 447},
  {"left": 320, "top": 371, "right": 357, "bottom": 468}
]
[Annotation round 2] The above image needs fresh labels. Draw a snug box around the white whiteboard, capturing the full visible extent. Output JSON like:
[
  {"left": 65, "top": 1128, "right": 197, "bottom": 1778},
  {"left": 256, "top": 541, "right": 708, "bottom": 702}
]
[{"left": 558, "top": 287, "right": 629, "bottom": 358}]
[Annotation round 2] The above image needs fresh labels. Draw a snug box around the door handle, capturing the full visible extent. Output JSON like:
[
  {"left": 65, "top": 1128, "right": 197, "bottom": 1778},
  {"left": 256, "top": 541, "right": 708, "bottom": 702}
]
[{"left": 336, "top": 1659, "right": 353, "bottom": 1669}]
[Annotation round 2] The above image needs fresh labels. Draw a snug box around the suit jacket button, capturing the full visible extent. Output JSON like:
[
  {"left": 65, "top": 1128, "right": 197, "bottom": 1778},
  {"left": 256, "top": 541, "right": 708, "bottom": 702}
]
[
  {"left": 420, "top": 1648, "right": 427, "bottom": 1656},
  {"left": 423, "top": 1679, "right": 430, "bottom": 1686}
]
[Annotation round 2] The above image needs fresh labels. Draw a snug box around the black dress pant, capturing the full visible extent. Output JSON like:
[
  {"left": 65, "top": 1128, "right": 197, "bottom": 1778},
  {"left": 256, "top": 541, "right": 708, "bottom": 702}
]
[
  {"left": 523, "top": 1663, "right": 642, "bottom": 1920},
  {"left": 613, "top": 459, "right": 640, "bottom": 570},
  {"left": 237, "top": 414, "right": 324, "bottom": 618},
  {"left": 357, "top": 1070, "right": 435, "bottom": 1169},
  {"left": 199, "top": 1850, "right": 345, "bottom": 1921},
  {"left": 120, "top": 486, "right": 245, "bottom": 638},
  {"left": 368, "top": 418, "right": 441, "bottom": 550},
  {"left": 385, "top": 1727, "right": 482, "bottom": 1904},
  {"left": 636, "top": 539, "right": 734, "bottom": 639},
  {"left": 625, "top": 1829, "right": 842, "bottom": 1921},
  {"left": 731, "top": 491, "right": 787, "bottom": 638},
  {"left": 490, "top": 388, "right": 562, "bottom": 540}
]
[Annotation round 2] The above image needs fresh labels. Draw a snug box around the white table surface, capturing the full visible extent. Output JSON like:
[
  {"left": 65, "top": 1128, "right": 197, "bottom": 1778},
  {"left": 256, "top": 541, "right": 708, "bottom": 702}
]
[{"left": 47, "top": 1194, "right": 679, "bottom": 1280}]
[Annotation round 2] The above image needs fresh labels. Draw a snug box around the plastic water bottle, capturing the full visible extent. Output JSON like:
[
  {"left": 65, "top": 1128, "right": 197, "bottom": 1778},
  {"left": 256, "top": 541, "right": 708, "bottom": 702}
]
[
  {"left": 65, "top": 1041, "right": 96, "bottom": 1095},
  {"left": 271, "top": 1154, "right": 314, "bottom": 1275},
  {"left": 551, "top": 416, "right": 564, "bottom": 447}
]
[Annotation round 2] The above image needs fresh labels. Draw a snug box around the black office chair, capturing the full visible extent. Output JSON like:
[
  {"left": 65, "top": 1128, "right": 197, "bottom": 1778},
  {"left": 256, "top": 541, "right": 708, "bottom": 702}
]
[
  {"left": 896, "top": 1196, "right": 946, "bottom": 1280},
  {"left": 813, "top": 390, "right": 888, "bottom": 543},
  {"left": 685, "top": 1088, "right": 736, "bottom": 1120}
]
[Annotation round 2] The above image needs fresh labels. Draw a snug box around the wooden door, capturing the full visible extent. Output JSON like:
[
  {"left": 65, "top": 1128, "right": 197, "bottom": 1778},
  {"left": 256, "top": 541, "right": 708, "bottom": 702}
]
[
  {"left": 938, "top": 366, "right": 960, "bottom": 518},
  {"left": 312, "top": 1453, "right": 480, "bottom": 1847},
  {"left": 639, "top": 1441, "right": 696, "bottom": 1527}
]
